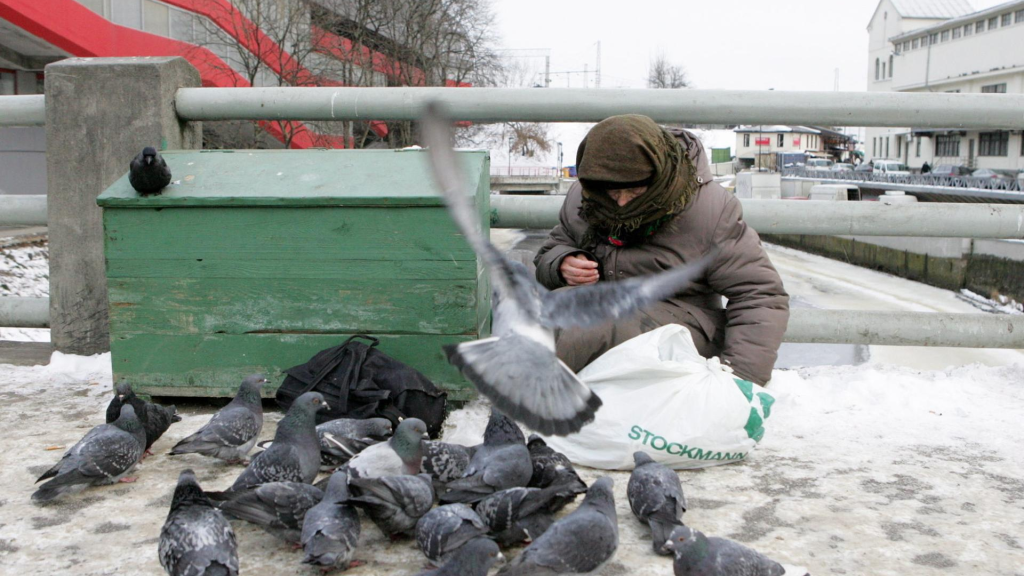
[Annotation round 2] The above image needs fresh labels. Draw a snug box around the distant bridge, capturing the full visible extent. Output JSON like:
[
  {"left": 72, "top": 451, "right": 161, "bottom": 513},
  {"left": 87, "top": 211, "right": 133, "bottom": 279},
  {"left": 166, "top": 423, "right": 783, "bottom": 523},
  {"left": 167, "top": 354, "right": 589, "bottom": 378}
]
[{"left": 783, "top": 169, "right": 1024, "bottom": 203}]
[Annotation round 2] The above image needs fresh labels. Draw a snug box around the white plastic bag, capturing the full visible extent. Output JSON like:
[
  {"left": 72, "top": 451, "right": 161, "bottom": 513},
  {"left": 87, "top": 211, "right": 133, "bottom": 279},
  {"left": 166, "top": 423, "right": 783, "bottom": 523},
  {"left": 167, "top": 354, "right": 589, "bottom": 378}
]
[{"left": 542, "top": 324, "right": 774, "bottom": 470}]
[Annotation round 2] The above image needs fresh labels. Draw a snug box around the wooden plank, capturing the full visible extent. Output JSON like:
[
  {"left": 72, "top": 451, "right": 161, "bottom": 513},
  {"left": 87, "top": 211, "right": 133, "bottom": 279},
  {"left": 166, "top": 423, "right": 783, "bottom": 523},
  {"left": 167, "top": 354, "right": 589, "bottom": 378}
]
[
  {"left": 96, "top": 149, "right": 488, "bottom": 208},
  {"left": 107, "top": 277, "right": 481, "bottom": 335},
  {"left": 105, "top": 257, "right": 480, "bottom": 280},
  {"left": 110, "top": 333, "right": 476, "bottom": 400},
  {"left": 0, "top": 340, "right": 54, "bottom": 366},
  {"left": 104, "top": 207, "right": 476, "bottom": 261}
]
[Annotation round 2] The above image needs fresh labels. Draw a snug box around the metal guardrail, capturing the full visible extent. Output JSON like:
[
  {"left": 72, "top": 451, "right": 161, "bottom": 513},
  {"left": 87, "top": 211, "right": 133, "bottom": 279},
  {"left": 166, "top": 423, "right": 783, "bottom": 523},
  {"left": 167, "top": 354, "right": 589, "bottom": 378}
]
[
  {"left": 0, "top": 195, "right": 48, "bottom": 227},
  {"left": 174, "top": 87, "right": 1024, "bottom": 128},
  {"left": 786, "top": 310, "right": 1024, "bottom": 348},
  {"left": 785, "top": 169, "right": 1023, "bottom": 192},
  {"left": 0, "top": 95, "right": 46, "bottom": 126},
  {"left": 0, "top": 297, "right": 49, "bottom": 328}
]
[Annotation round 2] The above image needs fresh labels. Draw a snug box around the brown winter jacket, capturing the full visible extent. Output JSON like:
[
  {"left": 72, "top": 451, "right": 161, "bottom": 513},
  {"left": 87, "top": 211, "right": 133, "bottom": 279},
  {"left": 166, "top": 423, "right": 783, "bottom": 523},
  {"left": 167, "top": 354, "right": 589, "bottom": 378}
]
[{"left": 534, "top": 128, "right": 789, "bottom": 385}]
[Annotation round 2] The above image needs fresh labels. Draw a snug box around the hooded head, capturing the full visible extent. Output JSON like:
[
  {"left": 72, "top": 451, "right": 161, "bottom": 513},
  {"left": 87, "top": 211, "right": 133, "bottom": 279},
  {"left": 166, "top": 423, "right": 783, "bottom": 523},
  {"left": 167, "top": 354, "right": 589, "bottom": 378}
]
[{"left": 576, "top": 115, "right": 698, "bottom": 246}]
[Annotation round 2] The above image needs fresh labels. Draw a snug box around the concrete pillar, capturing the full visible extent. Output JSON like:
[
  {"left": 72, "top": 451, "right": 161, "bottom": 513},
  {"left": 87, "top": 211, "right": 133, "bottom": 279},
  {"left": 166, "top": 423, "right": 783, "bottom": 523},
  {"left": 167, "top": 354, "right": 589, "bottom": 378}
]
[{"left": 45, "top": 57, "right": 201, "bottom": 355}]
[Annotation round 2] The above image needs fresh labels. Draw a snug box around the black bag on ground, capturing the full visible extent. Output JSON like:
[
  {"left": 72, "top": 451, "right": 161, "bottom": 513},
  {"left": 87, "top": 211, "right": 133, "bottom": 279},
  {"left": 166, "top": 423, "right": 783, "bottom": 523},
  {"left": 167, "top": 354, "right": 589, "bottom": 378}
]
[{"left": 275, "top": 335, "right": 447, "bottom": 437}]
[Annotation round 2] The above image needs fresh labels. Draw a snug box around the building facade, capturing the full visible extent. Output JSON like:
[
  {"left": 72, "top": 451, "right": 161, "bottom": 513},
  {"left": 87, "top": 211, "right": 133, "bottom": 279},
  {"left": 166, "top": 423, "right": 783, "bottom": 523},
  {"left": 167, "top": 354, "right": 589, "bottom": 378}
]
[
  {"left": 866, "top": 0, "right": 1024, "bottom": 172},
  {"left": 734, "top": 126, "right": 856, "bottom": 168}
]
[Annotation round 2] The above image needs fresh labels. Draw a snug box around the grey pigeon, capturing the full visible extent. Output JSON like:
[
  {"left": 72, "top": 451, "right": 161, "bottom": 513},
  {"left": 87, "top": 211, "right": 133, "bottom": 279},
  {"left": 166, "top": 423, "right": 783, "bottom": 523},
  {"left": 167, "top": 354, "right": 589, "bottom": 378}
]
[
  {"left": 301, "top": 472, "right": 361, "bottom": 570},
  {"left": 106, "top": 381, "right": 181, "bottom": 454},
  {"left": 129, "top": 146, "right": 172, "bottom": 195},
  {"left": 159, "top": 469, "right": 239, "bottom": 576},
  {"left": 316, "top": 417, "right": 393, "bottom": 468},
  {"left": 413, "top": 537, "right": 503, "bottom": 576},
  {"left": 421, "top": 104, "right": 715, "bottom": 436},
  {"left": 348, "top": 473, "right": 435, "bottom": 538},
  {"left": 475, "top": 486, "right": 564, "bottom": 547},
  {"left": 665, "top": 526, "right": 786, "bottom": 576},
  {"left": 496, "top": 476, "right": 619, "bottom": 576},
  {"left": 416, "top": 503, "right": 490, "bottom": 565},
  {"left": 421, "top": 440, "right": 476, "bottom": 490},
  {"left": 33, "top": 404, "right": 146, "bottom": 502},
  {"left": 628, "top": 451, "right": 687, "bottom": 555},
  {"left": 527, "top": 434, "right": 588, "bottom": 513},
  {"left": 212, "top": 482, "right": 322, "bottom": 544},
  {"left": 344, "top": 418, "right": 429, "bottom": 479},
  {"left": 171, "top": 375, "right": 266, "bottom": 463},
  {"left": 440, "top": 410, "right": 532, "bottom": 504},
  {"left": 226, "top": 392, "right": 327, "bottom": 491}
]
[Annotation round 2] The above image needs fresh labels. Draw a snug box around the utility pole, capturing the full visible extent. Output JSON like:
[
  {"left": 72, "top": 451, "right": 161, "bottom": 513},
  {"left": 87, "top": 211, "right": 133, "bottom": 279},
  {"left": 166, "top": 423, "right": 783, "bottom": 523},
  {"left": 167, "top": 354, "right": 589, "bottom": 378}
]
[
  {"left": 545, "top": 55, "right": 551, "bottom": 88},
  {"left": 595, "top": 41, "right": 601, "bottom": 88}
]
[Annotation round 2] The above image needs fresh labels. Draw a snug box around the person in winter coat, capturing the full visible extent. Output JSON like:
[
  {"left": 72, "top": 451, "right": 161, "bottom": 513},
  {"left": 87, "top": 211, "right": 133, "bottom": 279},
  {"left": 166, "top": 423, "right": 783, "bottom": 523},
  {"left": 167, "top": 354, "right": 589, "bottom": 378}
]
[{"left": 533, "top": 115, "right": 789, "bottom": 385}]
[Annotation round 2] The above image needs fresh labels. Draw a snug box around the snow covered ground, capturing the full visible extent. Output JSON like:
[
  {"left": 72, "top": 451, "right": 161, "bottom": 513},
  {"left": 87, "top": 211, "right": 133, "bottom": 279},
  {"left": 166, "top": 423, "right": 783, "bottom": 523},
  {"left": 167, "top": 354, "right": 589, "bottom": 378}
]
[{"left": 0, "top": 237, "right": 1022, "bottom": 574}]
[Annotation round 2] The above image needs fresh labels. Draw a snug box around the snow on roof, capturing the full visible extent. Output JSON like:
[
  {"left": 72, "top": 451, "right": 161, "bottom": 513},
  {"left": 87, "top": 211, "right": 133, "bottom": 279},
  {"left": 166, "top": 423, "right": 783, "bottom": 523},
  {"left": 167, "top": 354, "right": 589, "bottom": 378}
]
[
  {"left": 734, "top": 125, "right": 821, "bottom": 134},
  {"left": 889, "top": 0, "right": 976, "bottom": 18},
  {"left": 890, "top": 0, "right": 1024, "bottom": 41}
]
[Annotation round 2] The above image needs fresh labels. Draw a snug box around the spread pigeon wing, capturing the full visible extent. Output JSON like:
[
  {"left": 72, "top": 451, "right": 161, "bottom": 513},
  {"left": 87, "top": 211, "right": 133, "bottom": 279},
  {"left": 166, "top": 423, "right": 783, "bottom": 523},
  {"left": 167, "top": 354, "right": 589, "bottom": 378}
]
[
  {"left": 540, "top": 251, "right": 718, "bottom": 330},
  {"left": 444, "top": 335, "right": 601, "bottom": 436}
]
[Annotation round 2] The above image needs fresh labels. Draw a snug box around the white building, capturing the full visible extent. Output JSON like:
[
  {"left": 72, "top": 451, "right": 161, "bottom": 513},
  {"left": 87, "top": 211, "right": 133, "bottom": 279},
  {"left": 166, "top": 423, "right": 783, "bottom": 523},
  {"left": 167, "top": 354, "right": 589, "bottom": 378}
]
[
  {"left": 734, "top": 126, "right": 856, "bottom": 168},
  {"left": 866, "top": 0, "right": 1024, "bottom": 172}
]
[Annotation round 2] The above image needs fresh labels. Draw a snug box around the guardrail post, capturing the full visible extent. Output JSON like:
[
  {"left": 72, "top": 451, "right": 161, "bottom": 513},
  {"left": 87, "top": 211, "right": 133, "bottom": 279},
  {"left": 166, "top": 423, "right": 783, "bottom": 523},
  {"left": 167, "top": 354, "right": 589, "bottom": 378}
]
[{"left": 44, "top": 57, "right": 202, "bottom": 355}]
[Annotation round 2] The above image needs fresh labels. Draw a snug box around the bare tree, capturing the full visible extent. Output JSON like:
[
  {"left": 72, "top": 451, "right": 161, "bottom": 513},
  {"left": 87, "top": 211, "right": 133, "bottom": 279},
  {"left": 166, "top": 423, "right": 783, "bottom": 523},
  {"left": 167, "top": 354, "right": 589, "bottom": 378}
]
[
  {"left": 647, "top": 53, "right": 690, "bottom": 89},
  {"left": 191, "top": 0, "right": 501, "bottom": 149},
  {"left": 460, "top": 57, "right": 553, "bottom": 158}
]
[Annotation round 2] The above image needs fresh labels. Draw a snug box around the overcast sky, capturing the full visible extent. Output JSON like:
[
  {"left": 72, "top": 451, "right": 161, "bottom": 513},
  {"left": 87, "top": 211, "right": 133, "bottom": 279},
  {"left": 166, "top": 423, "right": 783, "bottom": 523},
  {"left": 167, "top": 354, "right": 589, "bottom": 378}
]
[{"left": 490, "top": 0, "right": 1008, "bottom": 93}]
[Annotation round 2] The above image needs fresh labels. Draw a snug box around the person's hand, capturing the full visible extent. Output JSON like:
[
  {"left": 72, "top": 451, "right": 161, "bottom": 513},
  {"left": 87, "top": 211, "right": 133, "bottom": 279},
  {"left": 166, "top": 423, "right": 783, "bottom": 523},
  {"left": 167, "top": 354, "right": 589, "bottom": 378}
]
[{"left": 560, "top": 254, "right": 599, "bottom": 286}]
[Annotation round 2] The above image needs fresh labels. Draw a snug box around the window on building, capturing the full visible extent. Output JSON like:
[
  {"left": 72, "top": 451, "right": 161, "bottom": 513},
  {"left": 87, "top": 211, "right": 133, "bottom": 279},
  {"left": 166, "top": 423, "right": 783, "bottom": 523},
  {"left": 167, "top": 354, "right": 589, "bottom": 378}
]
[
  {"left": 979, "top": 132, "right": 1008, "bottom": 156},
  {"left": 981, "top": 83, "right": 1007, "bottom": 93},
  {"left": 913, "top": 37, "right": 920, "bottom": 48},
  {"left": 935, "top": 135, "right": 961, "bottom": 157},
  {"left": 777, "top": 134, "right": 784, "bottom": 147},
  {"left": 875, "top": 58, "right": 880, "bottom": 80},
  {"left": 873, "top": 138, "right": 877, "bottom": 156},
  {"left": 143, "top": 0, "right": 169, "bottom": 36},
  {"left": 988, "top": 16, "right": 999, "bottom": 29},
  {"left": 1016, "top": 9, "right": 1024, "bottom": 23},
  {"left": 889, "top": 55, "right": 894, "bottom": 77},
  {"left": 743, "top": 134, "right": 750, "bottom": 147},
  {"left": 0, "top": 70, "right": 14, "bottom": 95},
  {"left": 903, "top": 41, "right": 910, "bottom": 51},
  {"left": 930, "top": 32, "right": 939, "bottom": 44},
  {"left": 945, "top": 89, "right": 961, "bottom": 93},
  {"left": 1001, "top": 13, "right": 1012, "bottom": 26},
  {"left": 885, "top": 138, "right": 890, "bottom": 158},
  {"left": 882, "top": 62, "right": 887, "bottom": 78},
  {"left": 964, "top": 23, "right": 973, "bottom": 36},
  {"left": 976, "top": 21, "right": 985, "bottom": 33},
  {"left": 952, "top": 27, "right": 961, "bottom": 39},
  {"left": 941, "top": 29, "right": 950, "bottom": 41},
  {"left": 916, "top": 138, "right": 921, "bottom": 157}
]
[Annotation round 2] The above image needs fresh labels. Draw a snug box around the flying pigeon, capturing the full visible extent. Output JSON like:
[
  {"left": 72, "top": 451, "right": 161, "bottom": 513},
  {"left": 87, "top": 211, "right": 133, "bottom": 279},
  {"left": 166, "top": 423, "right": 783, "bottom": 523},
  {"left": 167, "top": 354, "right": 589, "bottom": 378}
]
[
  {"left": 129, "top": 146, "right": 172, "bottom": 195},
  {"left": 474, "top": 486, "right": 563, "bottom": 547},
  {"left": 316, "top": 417, "right": 393, "bottom": 468},
  {"left": 106, "top": 381, "right": 181, "bottom": 455},
  {"left": 526, "top": 434, "right": 588, "bottom": 513},
  {"left": 416, "top": 503, "right": 490, "bottom": 565},
  {"left": 301, "top": 472, "right": 362, "bottom": 570},
  {"left": 440, "top": 410, "right": 532, "bottom": 505},
  {"left": 496, "top": 476, "right": 619, "bottom": 576},
  {"left": 412, "top": 537, "right": 503, "bottom": 576},
  {"left": 421, "top": 440, "right": 476, "bottom": 491},
  {"left": 159, "top": 469, "right": 239, "bottom": 576},
  {"left": 170, "top": 375, "right": 266, "bottom": 463},
  {"left": 225, "top": 392, "right": 327, "bottom": 491},
  {"left": 344, "top": 418, "right": 429, "bottom": 480},
  {"left": 212, "top": 482, "right": 323, "bottom": 544},
  {"left": 665, "top": 526, "right": 787, "bottom": 576},
  {"left": 628, "top": 451, "right": 687, "bottom": 555},
  {"left": 33, "top": 404, "right": 146, "bottom": 502},
  {"left": 421, "top": 103, "right": 715, "bottom": 436},
  {"left": 348, "top": 473, "right": 435, "bottom": 538}
]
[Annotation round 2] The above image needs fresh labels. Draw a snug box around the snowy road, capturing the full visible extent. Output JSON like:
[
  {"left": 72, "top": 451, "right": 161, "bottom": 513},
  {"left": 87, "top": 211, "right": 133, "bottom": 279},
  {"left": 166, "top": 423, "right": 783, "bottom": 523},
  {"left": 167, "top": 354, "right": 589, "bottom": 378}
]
[{"left": 0, "top": 237, "right": 1022, "bottom": 575}]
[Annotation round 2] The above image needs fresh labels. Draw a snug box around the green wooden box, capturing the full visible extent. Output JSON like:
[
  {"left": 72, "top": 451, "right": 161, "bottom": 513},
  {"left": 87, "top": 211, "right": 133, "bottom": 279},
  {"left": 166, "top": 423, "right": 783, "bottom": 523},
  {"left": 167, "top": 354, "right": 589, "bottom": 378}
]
[{"left": 97, "top": 149, "right": 491, "bottom": 400}]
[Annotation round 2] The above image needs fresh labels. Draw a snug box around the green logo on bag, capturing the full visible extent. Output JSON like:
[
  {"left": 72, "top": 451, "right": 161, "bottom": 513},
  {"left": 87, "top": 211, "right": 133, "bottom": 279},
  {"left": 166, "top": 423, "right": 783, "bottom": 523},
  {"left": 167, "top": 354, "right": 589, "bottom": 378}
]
[
  {"left": 734, "top": 378, "right": 773, "bottom": 442},
  {"left": 628, "top": 425, "right": 748, "bottom": 462}
]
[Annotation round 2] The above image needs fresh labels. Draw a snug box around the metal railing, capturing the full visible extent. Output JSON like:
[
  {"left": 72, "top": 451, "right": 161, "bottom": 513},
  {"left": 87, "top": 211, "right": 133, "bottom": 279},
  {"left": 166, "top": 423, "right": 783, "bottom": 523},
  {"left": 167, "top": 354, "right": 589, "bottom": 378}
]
[
  {"left": 6, "top": 84, "right": 1024, "bottom": 351},
  {"left": 0, "top": 195, "right": 48, "bottom": 226},
  {"left": 784, "top": 168, "right": 1023, "bottom": 192}
]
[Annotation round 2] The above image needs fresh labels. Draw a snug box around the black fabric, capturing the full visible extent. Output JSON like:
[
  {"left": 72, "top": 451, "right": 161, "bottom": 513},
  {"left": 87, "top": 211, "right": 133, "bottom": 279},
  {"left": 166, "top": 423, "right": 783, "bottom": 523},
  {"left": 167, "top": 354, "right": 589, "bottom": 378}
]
[{"left": 275, "top": 335, "right": 447, "bottom": 437}]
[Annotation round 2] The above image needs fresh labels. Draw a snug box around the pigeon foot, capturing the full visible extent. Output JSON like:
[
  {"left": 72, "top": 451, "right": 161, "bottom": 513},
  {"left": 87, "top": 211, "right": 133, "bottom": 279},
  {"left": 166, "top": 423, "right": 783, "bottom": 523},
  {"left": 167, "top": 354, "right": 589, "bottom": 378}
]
[{"left": 118, "top": 477, "right": 138, "bottom": 483}]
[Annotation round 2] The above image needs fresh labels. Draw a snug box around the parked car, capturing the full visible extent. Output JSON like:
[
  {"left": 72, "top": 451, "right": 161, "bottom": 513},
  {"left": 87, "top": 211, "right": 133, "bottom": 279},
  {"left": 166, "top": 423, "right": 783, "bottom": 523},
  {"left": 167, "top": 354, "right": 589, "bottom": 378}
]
[
  {"left": 972, "top": 168, "right": 1016, "bottom": 180},
  {"left": 873, "top": 160, "right": 911, "bottom": 175},
  {"left": 854, "top": 163, "right": 873, "bottom": 173},
  {"left": 830, "top": 163, "right": 854, "bottom": 172},
  {"left": 806, "top": 158, "right": 835, "bottom": 172},
  {"left": 930, "top": 164, "right": 972, "bottom": 177}
]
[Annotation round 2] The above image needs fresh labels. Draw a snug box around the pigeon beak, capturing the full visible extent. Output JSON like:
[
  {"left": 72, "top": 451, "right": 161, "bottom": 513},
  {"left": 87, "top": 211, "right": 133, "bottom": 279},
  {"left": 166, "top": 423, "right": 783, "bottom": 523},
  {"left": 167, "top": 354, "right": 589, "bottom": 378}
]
[{"left": 322, "top": 401, "right": 330, "bottom": 410}]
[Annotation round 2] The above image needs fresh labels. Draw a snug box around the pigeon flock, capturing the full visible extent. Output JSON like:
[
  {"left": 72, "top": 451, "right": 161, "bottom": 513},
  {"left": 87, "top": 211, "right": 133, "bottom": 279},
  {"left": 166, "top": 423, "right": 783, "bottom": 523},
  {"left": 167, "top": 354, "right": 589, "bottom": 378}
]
[
  {"left": 55, "top": 115, "right": 804, "bottom": 575},
  {"left": 32, "top": 375, "right": 799, "bottom": 575}
]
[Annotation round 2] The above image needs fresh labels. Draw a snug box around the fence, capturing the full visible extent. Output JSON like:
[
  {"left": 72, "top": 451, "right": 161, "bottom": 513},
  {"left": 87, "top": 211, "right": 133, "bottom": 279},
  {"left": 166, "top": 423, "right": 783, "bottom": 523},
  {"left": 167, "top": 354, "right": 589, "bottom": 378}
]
[
  {"left": 4, "top": 59, "right": 1024, "bottom": 356},
  {"left": 784, "top": 168, "right": 1023, "bottom": 192}
]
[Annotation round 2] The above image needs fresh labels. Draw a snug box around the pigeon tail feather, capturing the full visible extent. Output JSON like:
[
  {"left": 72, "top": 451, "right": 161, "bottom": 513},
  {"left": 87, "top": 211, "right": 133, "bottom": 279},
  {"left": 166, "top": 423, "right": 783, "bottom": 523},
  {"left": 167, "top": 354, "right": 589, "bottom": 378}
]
[{"left": 650, "top": 518, "right": 684, "bottom": 556}]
